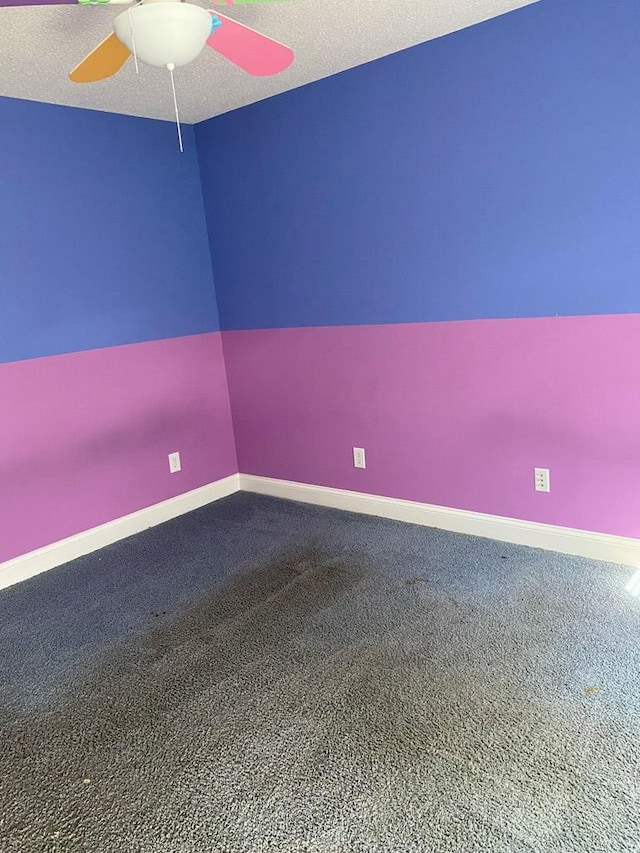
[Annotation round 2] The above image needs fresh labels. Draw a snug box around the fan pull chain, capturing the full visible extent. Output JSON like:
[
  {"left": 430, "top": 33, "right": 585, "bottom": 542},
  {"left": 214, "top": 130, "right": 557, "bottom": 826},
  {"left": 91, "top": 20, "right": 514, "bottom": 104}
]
[
  {"left": 167, "top": 63, "right": 183, "bottom": 153},
  {"left": 127, "top": 7, "right": 139, "bottom": 74}
]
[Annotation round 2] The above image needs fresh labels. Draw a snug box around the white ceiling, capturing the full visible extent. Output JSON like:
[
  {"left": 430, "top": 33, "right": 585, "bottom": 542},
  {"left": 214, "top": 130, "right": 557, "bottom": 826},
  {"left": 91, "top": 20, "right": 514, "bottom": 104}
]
[{"left": 0, "top": 0, "right": 538, "bottom": 124}]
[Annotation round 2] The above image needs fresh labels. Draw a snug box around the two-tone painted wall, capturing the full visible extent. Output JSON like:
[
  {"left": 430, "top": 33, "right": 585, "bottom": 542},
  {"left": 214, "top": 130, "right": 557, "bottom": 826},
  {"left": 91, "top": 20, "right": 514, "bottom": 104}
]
[
  {"left": 197, "top": 0, "right": 640, "bottom": 539},
  {"left": 3, "top": 0, "right": 639, "bottom": 568},
  {"left": 0, "top": 98, "right": 237, "bottom": 564}
]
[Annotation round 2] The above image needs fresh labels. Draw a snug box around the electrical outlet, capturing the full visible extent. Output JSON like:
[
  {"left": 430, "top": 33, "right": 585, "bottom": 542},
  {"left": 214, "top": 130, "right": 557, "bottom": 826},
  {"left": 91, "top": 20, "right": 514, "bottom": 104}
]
[
  {"left": 353, "top": 447, "right": 366, "bottom": 469},
  {"left": 168, "top": 452, "right": 181, "bottom": 473},
  {"left": 534, "top": 467, "right": 550, "bottom": 492}
]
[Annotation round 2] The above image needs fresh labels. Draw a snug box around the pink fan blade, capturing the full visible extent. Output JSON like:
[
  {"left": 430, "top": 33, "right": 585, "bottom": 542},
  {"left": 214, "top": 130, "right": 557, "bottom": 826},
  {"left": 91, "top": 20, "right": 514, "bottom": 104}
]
[{"left": 207, "top": 13, "right": 294, "bottom": 77}]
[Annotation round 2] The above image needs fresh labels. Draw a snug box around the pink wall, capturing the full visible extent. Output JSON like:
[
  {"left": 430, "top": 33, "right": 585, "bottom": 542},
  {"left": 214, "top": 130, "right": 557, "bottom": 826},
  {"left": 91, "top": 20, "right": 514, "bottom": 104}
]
[
  {"left": 223, "top": 314, "right": 640, "bottom": 539},
  {"left": 0, "top": 333, "right": 237, "bottom": 563},
  {"left": 5, "top": 314, "right": 638, "bottom": 564}
]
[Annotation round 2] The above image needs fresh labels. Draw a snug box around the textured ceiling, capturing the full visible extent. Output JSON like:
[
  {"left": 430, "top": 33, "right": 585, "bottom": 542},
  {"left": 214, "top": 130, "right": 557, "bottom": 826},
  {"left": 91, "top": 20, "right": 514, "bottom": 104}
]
[{"left": 0, "top": 0, "right": 538, "bottom": 124}]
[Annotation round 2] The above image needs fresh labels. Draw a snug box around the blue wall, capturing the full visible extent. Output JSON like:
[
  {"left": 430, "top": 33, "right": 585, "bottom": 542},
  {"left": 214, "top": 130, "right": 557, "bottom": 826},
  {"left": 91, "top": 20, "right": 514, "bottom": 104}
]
[
  {"left": 1, "top": 98, "right": 218, "bottom": 364},
  {"left": 196, "top": 0, "right": 640, "bottom": 331}
]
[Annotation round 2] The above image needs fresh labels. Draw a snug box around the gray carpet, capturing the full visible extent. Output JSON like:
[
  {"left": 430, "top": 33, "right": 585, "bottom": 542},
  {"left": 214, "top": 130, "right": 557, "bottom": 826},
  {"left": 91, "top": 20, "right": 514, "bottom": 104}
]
[{"left": 0, "top": 493, "right": 638, "bottom": 852}]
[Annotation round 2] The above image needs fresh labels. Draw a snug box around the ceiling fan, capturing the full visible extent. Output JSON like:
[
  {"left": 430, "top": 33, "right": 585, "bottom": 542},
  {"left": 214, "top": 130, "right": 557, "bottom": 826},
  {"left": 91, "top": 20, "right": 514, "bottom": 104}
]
[
  {"left": 3, "top": 0, "right": 294, "bottom": 150},
  {"left": 3, "top": 0, "right": 295, "bottom": 83}
]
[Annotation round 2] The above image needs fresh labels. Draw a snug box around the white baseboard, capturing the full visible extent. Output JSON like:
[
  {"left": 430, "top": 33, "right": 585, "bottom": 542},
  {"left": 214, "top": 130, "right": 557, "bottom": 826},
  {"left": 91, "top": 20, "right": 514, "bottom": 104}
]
[
  {"left": 239, "top": 474, "right": 640, "bottom": 567},
  {"left": 3, "top": 472, "right": 638, "bottom": 592},
  {"left": 0, "top": 474, "right": 240, "bottom": 592}
]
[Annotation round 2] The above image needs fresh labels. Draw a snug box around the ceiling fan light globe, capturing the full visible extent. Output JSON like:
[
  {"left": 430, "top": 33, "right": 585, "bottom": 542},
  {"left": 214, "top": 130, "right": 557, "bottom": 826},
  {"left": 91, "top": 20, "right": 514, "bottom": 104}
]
[{"left": 113, "top": 2, "right": 212, "bottom": 69}]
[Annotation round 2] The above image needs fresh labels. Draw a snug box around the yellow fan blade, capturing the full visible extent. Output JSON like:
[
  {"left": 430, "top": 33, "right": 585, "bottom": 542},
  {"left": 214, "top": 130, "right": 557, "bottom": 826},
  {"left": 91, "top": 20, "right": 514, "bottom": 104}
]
[{"left": 69, "top": 33, "right": 130, "bottom": 84}]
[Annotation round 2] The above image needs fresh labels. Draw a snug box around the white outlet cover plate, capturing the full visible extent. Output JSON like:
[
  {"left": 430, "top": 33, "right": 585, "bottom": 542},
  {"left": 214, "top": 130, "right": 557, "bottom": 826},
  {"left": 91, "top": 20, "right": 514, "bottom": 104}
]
[
  {"left": 353, "top": 447, "right": 366, "bottom": 469},
  {"left": 534, "top": 467, "right": 550, "bottom": 492},
  {"left": 168, "top": 452, "right": 181, "bottom": 473}
]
